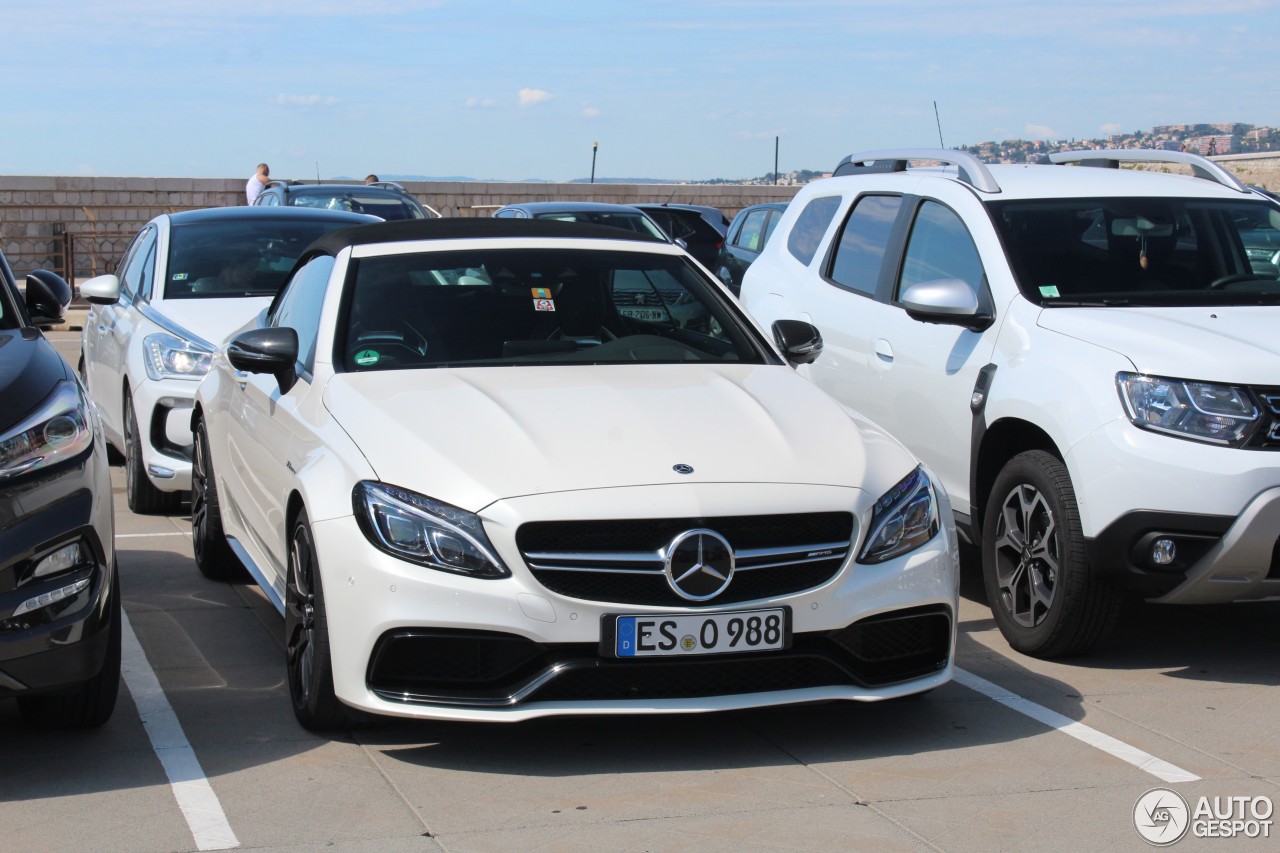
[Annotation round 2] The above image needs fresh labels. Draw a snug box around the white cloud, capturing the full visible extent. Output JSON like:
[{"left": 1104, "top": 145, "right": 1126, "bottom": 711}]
[
  {"left": 465, "top": 97, "right": 500, "bottom": 109},
  {"left": 1024, "top": 124, "right": 1061, "bottom": 140},
  {"left": 276, "top": 94, "right": 338, "bottom": 108},
  {"left": 1099, "top": 123, "right": 1123, "bottom": 134},
  {"left": 582, "top": 106, "right": 601, "bottom": 118},
  {"left": 518, "top": 88, "right": 552, "bottom": 107}
]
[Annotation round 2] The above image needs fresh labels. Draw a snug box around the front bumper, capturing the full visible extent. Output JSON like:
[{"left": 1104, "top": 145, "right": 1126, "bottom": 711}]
[
  {"left": 1069, "top": 420, "right": 1280, "bottom": 604},
  {"left": 311, "top": 482, "right": 959, "bottom": 722},
  {"left": 134, "top": 378, "right": 197, "bottom": 492},
  {"left": 0, "top": 443, "right": 116, "bottom": 696}
]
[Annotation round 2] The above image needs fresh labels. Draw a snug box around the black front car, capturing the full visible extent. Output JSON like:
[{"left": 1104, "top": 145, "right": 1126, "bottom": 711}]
[{"left": 0, "top": 260, "right": 119, "bottom": 728}]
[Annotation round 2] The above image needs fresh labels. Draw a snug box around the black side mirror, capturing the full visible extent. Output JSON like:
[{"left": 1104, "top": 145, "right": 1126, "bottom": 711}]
[
  {"left": 771, "top": 319, "right": 823, "bottom": 366},
  {"left": 25, "top": 270, "right": 73, "bottom": 328},
  {"left": 228, "top": 327, "right": 299, "bottom": 393}
]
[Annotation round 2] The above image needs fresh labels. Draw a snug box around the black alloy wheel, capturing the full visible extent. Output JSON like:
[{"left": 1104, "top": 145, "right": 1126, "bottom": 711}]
[
  {"left": 191, "top": 419, "right": 243, "bottom": 580},
  {"left": 285, "top": 509, "right": 346, "bottom": 731},
  {"left": 982, "top": 450, "right": 1121, "bottom": 658}
]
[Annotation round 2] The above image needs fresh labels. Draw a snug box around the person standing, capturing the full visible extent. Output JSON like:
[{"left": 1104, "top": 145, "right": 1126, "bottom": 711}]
[{"left": 246, "top": 163, "right": 270, "bottom": 204}]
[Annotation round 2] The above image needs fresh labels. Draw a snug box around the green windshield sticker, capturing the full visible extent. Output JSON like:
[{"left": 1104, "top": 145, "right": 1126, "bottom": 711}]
[
  {"left": 354, "top": 349, "right": 380, "bottom": 366},
  {"left": 1039, "top": 285, "right": 1060, "bottom": 298},
  {"left": 172, "top": 273, "right": 188, "bottom": 281}
]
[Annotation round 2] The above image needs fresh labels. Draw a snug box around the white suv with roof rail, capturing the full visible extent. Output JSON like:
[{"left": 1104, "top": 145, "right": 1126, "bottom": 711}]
[{"left": 741, "top": 148, "right": 1280, "bottom": 657}]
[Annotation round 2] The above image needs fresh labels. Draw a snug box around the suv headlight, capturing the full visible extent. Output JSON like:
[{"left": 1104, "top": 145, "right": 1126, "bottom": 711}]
[
  {"left": 0, "top": 381, "right": 94, "bottom": 480},
  {"left": 353, "top": 481, "right": 511, "bottom": 579},
  {"left": 143, "top": 332, "right": 213, "bottom": 381},
  {"left": 858, "top": 465, "right": 940, "bottom": 564},
  {"left": 1117, "top": 372, "right": 1259, "bottom": 446}
]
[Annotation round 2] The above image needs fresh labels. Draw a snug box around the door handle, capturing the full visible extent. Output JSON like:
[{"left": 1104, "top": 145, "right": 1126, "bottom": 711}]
[{"left": 874, "top": 339, "right": 894, "bottom": 363}]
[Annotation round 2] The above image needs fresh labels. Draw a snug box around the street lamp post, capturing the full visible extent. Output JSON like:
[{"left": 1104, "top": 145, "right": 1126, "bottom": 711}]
[{"left": 591, "top": 141, "right": 598, "bottom": 184}]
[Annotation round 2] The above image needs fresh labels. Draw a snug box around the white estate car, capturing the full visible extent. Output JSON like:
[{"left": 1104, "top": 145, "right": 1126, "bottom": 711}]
[
  {"left": 78, "top": 207, "right": 376, "bottom": 513},
  {"left": 741, "top": 148, "right": 1280, "bottom": 658},
  {"left": 191, "top": 218, "right": 959, "bottom": 728}
]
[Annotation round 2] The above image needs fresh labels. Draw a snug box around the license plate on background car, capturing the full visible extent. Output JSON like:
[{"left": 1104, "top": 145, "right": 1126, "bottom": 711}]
[
  {"left": 611, "top": 608, "right": 790, "bottom": 657},
  {"left": 618, "top": 307, "right": 666, "bottom": 322}
]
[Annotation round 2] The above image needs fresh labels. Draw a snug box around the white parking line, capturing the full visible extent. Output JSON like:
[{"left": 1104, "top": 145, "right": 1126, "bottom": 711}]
[
  {"left": 117, "top": 532, "right": 191, "bottom": 538},
  {"left": 954, "top": 668, "right": 1200, "bottom": 784},
  {"left": 120, "top": 611, "right": 240, "bottom": 851}
]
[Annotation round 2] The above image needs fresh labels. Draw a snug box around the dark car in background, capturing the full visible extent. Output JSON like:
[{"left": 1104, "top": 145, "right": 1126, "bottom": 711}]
[
  {"left": 715, "top": 202, "right": 788, "bottom": 296},
  {"left": 634, "top": 203, "right": 728, "bottom": 269},
  {"left": 1, "top": 256, "right": 119, "bottom": 728},
  {"left": 492, "top": 202, "right": 670, "bottom": 242},
  {"left": 253, "top": 181, "right": 435, "bottom": 221}
]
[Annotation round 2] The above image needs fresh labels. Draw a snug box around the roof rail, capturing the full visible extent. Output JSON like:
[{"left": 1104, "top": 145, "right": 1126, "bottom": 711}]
[
  {"left": 833, "top": 148, "right": 1001, "bottom": 193},
  {"left": 1046, "top": 149, "right": 1248, "bottom": 193},
  {"left": 367, "top": 180, "right": 407, "bottom": 191}
]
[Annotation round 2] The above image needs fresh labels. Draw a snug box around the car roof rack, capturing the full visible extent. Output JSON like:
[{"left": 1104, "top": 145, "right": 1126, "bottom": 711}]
[
  {"left": 833, "top": 148, "right": 1001, "bottom": 193},
  {"left": 1044, "top": 149, "right": 1248, "bottom": 193},
  {"left": 367, "top": 180, "right": 407, "bottom": 192}
]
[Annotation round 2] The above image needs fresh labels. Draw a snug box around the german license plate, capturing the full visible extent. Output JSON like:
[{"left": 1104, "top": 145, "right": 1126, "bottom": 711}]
[{"left": 612, "top": 608, "right": 789, "bottom": 657}]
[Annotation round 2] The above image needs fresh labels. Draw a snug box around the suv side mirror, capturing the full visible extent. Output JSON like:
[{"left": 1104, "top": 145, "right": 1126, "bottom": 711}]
[
  {"left": 228, "top": 327, "right": 299, "bottom": 393},
  {"left": 80, "top": 273, "right": 122, "bottom": 305},
  {"left": 25, "top": 270, "right": 73, "bottom": 328},
  {"left": 771, "top": 319, "right": 823, "bottom": 366},
  {"left": 900, "top": 278, "right": 994, "bottom": 332}
]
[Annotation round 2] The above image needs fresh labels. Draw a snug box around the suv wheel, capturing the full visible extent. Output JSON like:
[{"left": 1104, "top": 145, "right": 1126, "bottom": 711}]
[
  {"left": 17, "top": 564, "right": 121, "bottom": 729},
  {"left": 124, "top": 394, "right": 180, "bottom": 514},
  {"left": 191, "top": 419, "right": 245, "bottom": 580},
  {"left": 286, "top": 508, "right": 347, "bottom": 731},
  {"left": 982, "top": 450, "right": 1121, "bottom": 658}
]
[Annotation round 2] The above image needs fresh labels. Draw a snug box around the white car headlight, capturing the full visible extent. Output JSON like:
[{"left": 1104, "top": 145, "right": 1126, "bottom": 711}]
[
  {"left": 353, "top": 481, "right": 511, "bottom": 579},
  {"left": 1117, "top": 372, "right": 1259, "bottom": 446},
  {"left": 0, "top": 380, "right": 94, "bottom": 480},
  {"left": 858, "top": 466, "right": 940, "bottom": 564},
  {"left": 143, "top": 332, "right": 213, "bottom": 381}
]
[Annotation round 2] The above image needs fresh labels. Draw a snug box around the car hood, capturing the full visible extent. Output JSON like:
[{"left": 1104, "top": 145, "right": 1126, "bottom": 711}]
[
  {"left": 324, "top": 364, "right": 913, "bottom": 512},
  {"left": 152, "top": 297, "right": 273, "bottom": 349},
  {"left": 1037, "top": 305, "right": 1280, "bottom": 383},
  {"left": 0, "top": 329, "right": 67, "bottom": 431}
]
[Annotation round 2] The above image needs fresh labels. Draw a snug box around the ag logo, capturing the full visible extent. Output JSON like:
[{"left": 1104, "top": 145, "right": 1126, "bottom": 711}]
[{"left": 1134, "top": 787, "right": 1190, "bottom": 846}]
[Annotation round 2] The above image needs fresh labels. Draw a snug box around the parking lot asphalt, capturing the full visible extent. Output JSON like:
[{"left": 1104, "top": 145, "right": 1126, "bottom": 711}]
[{"left": 2, "top": 331, "right": 1277, "bottom": 852}]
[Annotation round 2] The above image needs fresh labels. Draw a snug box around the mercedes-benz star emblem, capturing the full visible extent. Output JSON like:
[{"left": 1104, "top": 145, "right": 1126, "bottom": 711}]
[
  {"left": 665, "top": 529, "right": 734, "bottom": 601},
  {"left": 673, "top": 464, "right": 694, "bottom": 475}
]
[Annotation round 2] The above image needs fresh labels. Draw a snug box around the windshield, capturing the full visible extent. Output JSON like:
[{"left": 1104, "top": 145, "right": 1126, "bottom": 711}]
[
  {"left": 341, "top": 248, "right": 772, "bottom": 371},
  {"left": 165, "top": 219, "right": 355, "bottom": 299},
  {"left": 289, "top": 192, "right": 425, "bottom": 221},
  {"left": 532, "top": 211, "right": 667, "bottom": 241},
  {"left": 988, "top": 197, "right": 1280, "bottom": 306}
]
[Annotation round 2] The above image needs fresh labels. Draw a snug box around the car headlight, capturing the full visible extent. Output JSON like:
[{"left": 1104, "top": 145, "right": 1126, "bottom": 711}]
[
  {"left": 1117, "top": 372, "right": 1259, "bottom": 446},
  {"left": 143, "top": 332, "right": 213, "bottom": 381},
  {"left": 353, "top": 481, "right": 511, "bottom": 579},
  {"left": 858, "top": 465, "right": 940, "bottom": 564},
  {"left": 0, "top": 380, "right": 94, "bottom": 480}
]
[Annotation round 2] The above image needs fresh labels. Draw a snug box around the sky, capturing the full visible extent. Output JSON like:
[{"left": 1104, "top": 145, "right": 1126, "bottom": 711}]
[{"left": 4, "top": 0, "right": 1278, "bottom": 182}]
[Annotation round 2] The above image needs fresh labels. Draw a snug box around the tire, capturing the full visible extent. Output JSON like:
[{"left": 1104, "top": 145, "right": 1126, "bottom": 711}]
[
  {"left": 124, "top": 393, "right": 181, "bottom": 514},
  {"left": 981, "top": 450, "right": 1121, "bottom": 658},
  {"left": 286, "top": 508, "right": 347, "bottom": 731},
  {"left": 17, "top": 564, "right": 122, "bottom": 729},
  {"left": 191, "top": 418, "right": 245, "bottom": 581}
]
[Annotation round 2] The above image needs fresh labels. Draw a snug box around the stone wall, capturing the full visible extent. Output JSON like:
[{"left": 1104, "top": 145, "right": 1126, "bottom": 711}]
[{"left": 0, "top": 177, "right": 799, "bottom": 280}]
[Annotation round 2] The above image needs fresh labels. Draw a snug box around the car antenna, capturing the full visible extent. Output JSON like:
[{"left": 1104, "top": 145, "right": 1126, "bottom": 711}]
[
  {"left": 663, "top": 186, "right": 678, "bottom": 205},
  {"left": 933, "top": 100, "right": 946, "bottom": 148},
  {"left": 315, "top": 161, "right": 321, "bottom": 183}
]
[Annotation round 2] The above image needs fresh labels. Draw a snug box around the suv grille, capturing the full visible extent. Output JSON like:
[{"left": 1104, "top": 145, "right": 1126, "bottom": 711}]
[{"left": 515, "top": 513, "right": 854, "bottom": 606}]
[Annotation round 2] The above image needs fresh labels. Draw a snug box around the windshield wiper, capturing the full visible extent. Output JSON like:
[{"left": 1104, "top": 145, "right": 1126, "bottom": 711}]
[{"left": 1040, "top": 298, "right": 1133, "bottom": 307}]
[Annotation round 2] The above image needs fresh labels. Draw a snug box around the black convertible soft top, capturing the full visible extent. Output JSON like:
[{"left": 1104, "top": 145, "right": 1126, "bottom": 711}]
[{"left": 302, "top": 216, "right": 667, "bottom": 260}]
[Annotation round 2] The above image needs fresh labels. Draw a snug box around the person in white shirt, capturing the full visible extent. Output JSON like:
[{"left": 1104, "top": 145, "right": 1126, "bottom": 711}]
[{"left": 245, "top": 163, "right": 270, "bottom": 204}]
